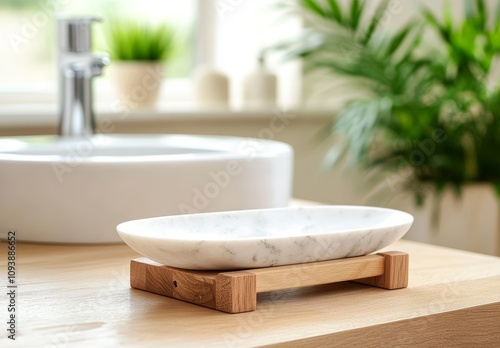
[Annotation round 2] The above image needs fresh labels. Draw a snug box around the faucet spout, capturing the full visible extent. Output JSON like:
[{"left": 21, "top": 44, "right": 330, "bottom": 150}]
[{"left": 57, "top": 17, "right": 108, "bottom": 137}]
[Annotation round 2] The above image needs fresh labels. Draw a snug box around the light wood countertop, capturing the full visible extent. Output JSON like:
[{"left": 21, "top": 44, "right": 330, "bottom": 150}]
[{"left": 1, "top": 237, "right": 500, "bottom": 347}]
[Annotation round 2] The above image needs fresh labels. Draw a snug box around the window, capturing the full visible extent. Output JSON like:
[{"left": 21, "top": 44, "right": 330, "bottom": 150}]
[
  {"left": 0, "top": 0, "right": 196, "bottom": 102},
  {"left": 0, "top": 0, "right": 301, "bottom": 110}
]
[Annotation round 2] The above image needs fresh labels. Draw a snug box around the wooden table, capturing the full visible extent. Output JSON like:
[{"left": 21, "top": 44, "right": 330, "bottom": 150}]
[{"left": 1, "top": 239, "right": 500, "bottom": 347}]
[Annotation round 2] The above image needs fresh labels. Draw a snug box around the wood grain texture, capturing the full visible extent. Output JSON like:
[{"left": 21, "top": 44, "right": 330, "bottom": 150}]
[
  {"left": 130, "top": 258, "right": 219, "bottom": 308},
  {"left": 1, "top": 239, "right": 500, "bottom": 347},
  {"left": 130, "top": 253, "right": 402, "bottom": 313},
  {"left": 264, "top": 302, "right": 500, "bottom": 347},
  {"left": 250, "top": 254, "right": 385, "bottom": 292},
  {"left": 215, "top": 272, "right": 257, "bottom": 313},
  {"left": 355, "top": 251, "right": 409, "bottom": 289}
]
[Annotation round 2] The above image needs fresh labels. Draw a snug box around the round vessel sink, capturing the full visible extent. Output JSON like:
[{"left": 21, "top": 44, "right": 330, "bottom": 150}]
[{"left": 0, "top": 134, "right": 293, "bottom": 243}]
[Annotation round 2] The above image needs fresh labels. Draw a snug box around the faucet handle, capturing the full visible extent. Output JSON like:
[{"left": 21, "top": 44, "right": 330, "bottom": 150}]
[
  {"left": 57, "top": 17, "right": 102, "bottom": 53},
  {"left": 91, "top": 54, "right": 110, "bottom": 77}
]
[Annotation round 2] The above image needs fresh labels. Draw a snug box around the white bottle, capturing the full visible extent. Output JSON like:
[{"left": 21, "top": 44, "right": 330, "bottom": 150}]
[
  {"left": 193, "top": 65, "right": 229, "bottom": 108},
  {"left": 243, "top": 55, "right": 277, "bottom": 109}
]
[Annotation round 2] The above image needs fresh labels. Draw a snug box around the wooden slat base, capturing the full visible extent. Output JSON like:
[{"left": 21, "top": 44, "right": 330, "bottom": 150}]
[{"left": 130, "top": 251, "right": 409, "bottom": 314}]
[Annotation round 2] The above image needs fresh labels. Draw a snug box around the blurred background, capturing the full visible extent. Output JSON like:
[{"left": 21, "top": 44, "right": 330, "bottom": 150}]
[{"left": 1, "top": 0, "right": 499, "bottom": 256}]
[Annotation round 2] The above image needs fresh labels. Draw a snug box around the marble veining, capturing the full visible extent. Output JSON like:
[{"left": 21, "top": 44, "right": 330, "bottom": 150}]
[{"left": 117, "top": 206, "right": 414, "bottom": 270}]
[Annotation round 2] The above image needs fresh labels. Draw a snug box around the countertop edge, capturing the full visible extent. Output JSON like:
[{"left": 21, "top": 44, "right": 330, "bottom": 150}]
[
  {"left": 264, "top": 302, "right": 500, "bottom": 347},
  {"left": 0, "top": 104, "right": 335, "bottom": 128}
]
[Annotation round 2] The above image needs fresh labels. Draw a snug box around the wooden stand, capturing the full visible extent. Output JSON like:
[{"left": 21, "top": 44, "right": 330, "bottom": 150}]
[{"left": 130, "top": 251, "right": 409, "bottom": 314}]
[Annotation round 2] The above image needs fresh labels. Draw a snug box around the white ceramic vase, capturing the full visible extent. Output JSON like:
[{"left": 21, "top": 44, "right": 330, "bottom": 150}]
[
  {"left": 192, "top": 65, "right": 229, "bottom": 108},
  {"left": 402, "top": 184, "right": 500, "bottom": 256},
  {"left": 242, "top": 60, "right": 277, "bottom": 109},
  {"left": 109, "top": 61, "right": 163, "bottom": 107}
]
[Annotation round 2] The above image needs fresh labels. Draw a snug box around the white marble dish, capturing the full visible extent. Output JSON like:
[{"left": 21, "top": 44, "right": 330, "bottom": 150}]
[{"left": 117, "top": 206, "right": 413, "bottom": 270}]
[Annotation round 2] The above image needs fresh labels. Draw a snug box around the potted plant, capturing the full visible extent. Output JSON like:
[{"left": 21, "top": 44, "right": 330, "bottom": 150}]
[
  {"left": 105, "top": 18, "right": 175, "bottom": 107},
  {"left": 281, "top": 0, "right": 500, "bottom": 255}
]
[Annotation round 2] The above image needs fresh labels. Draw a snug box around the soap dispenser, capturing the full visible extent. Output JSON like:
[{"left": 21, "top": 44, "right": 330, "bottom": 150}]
[{"left": 242, "top": 54, "right": 277, "bottom": 109}]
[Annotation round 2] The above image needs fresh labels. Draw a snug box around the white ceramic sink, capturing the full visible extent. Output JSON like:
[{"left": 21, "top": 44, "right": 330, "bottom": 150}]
[{"left": 0, "top": 134, "right": 293, "bottom": 243}]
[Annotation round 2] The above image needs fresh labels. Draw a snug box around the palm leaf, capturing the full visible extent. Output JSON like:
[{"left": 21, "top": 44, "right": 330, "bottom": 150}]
[
  {"left": 349, "top": 0, "right": 363, "bottom": 30},
  {"left": 475, "top": 0, "right": 486, "bottom": 30},
  {"left": 277, "top": 0, "right": 500, "bottom": 204},
  {"left": 384, "top": 23, "right": 414, "bottom": 57},
  {"left": 326, "top": 0, "right": 343, "bottom": 23},
  {"left": 300, "top": 0, "right": 325, "bottom": 17},
  {"left": 361, "top": 0, "right": 389, "bottom": 45},
  {"left": 423, "top": 8, "right": 451, "bottom": 43}
]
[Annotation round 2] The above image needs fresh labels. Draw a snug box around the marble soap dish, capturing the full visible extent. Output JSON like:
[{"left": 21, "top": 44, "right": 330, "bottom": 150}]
[
  {"left": 117, "top": 205, "right": 413, "bottom": 270},
  {"left": 118, "top": 206, "right": 413, "bottom": 313}
]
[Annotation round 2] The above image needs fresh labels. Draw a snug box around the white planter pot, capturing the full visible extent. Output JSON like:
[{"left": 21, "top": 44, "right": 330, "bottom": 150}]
[
  {"left": 109, "top": 61, "right": 163, "bottom": 107},
  {"left": 401, "top": 184, "right": 500, "bottom": 256}
]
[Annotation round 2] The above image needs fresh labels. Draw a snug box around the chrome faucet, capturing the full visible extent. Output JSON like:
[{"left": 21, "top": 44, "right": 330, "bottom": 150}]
[{"left": 57, "top": 17, "right": 109, "bottom": 137}]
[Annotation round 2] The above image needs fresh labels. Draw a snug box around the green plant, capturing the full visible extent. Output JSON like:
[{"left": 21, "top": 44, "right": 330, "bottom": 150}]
[
  {"left": 105, "top": 18, "right": 175, "bottom": 61},
  {"left": 0, "top": 0, "right": 46, "bottom": 10},
  {"left": 285, "top": 0, "right": 500, "bottom": 204}
]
